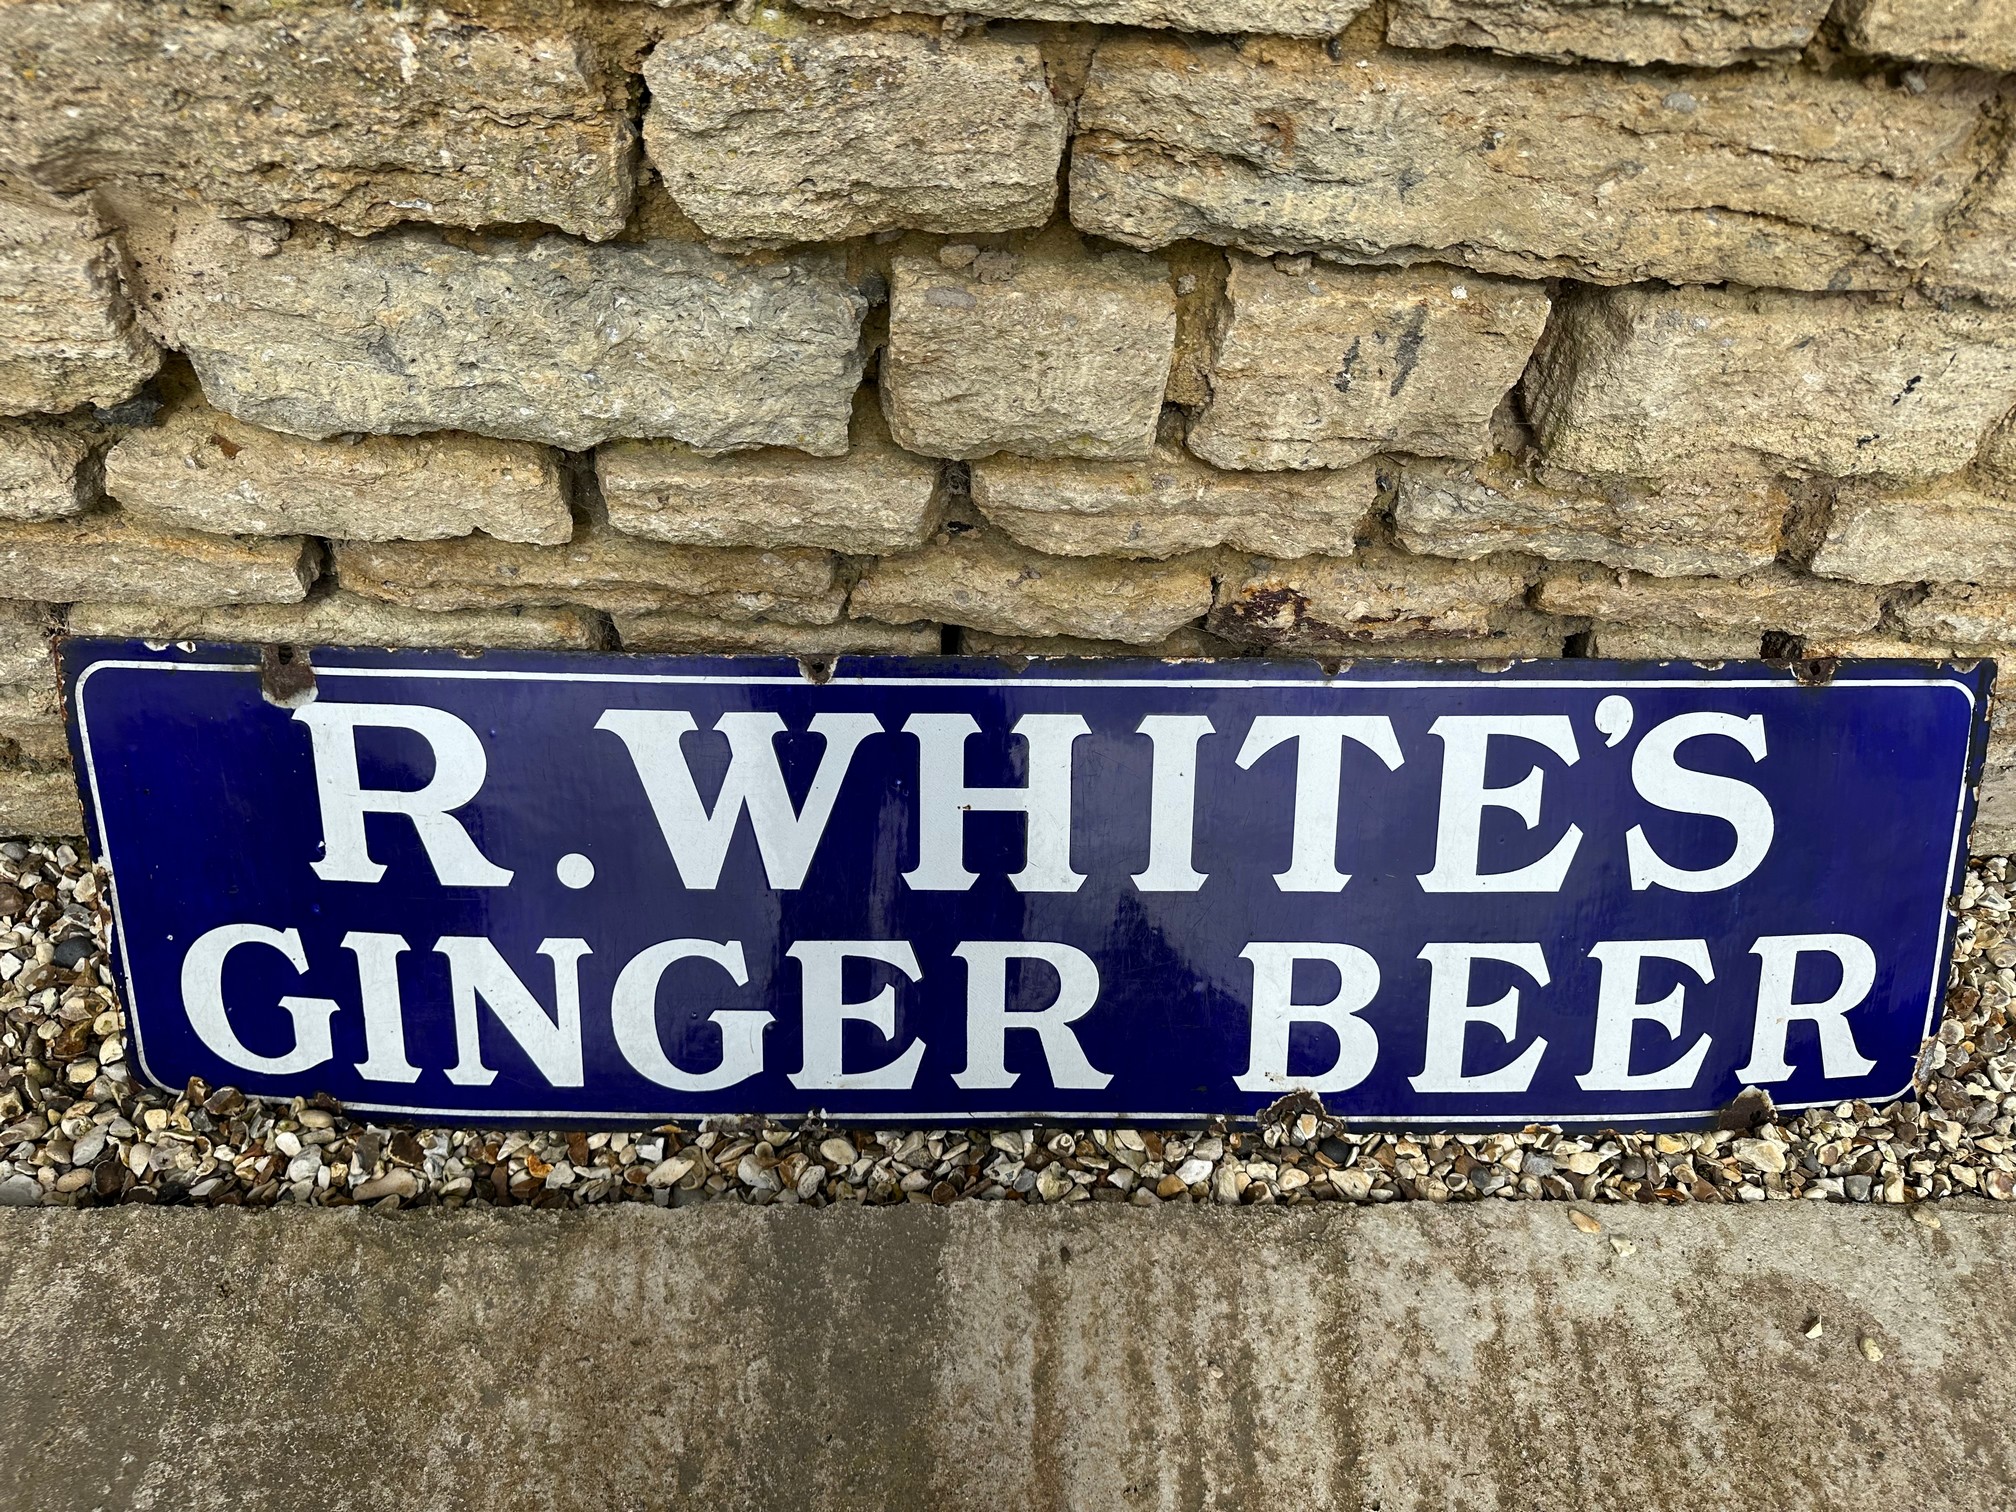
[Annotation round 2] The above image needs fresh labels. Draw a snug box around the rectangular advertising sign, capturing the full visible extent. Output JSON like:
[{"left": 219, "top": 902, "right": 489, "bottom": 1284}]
[{"left": 63, "top": 642, "right": 1991, "bottom": 1127}]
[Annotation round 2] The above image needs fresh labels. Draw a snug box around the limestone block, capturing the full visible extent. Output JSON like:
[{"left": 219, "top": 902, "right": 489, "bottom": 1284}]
[
  {"left": 0, "top": 603, "right": 53, "bottom": 687},
  {"left": 0, "top": 420, "right": 97, "bottom": 522},
  {"left": 0, "top": 512, "right": 313, "bottom": 606},
  {"left": 0, "top": 761, "right": 80, "bottom": 837},
  {"left": 1582, "top": 623, "right": 1764, "bottom": 660},
  {"left": 960, "top": 627, "right": 1239, "bottom": 658},
  {"left": 1524, "top": 287, "right": 2016, "bottom": 482},
  {"left": 970, "top": 440, "right": 1376, "bottom": 560},
  {"left": 881, "top": 247, "right": 1174, "bottom": 461},
  {"left": 1187, "top": 259, "right": 1547, "bottom": 472},
  {"left": 1926, "top": 129, "right": 2016, "bottom": 306},
  {"left": 105, "top": 390, "right": 571, "bottom": 545},
  {"left": 1837, "top": 0, "right": 2016, "bottom": 71},
  {"left": 0, "top": 0, "right": 636, "bottom": 239},
  {"left": 1813, "top": 477, "right": 2016, "bottom": 586},
  {"left": 851, "top": 530, "right": 1215, "bottom": 644},
  {"left": 334, "top": 517, "right": 840, "bottom": 622},
  {"left": 157, "top": 223, "right": 869, "bottom": 455},
  {"left": 0, "top": 682, "right": 68, "bottom": 765},
  {"left": 1071, "top": 38, "right": 1992, "bottom": 292},
  {"left": 0, "top": 193, "right": 159, "bottom": 416},
  {"left": 643, "top": 19, "right": 1066, "bottom": 244},
  {"left": 614, "top": 613, "right": 942, "bottom": 656},
  {"left": 1277, "top": 608, "right": 1574, "bottom": 660},
  {"left": 1385, "top": 0, "right": 1831, "bottom": 65},
  {"left": 1207, "top": 547, "right": 1533, "bottom": 650},
  {"left": 1533, "top": 565, "right": 1883, "bottom": 635},
  {"left": 792, "top": 0, "right": 1372, "bottom": 33},
  {"left": 67, "top": 593, "right": 608, "bottom": 652},
  {"left": 1894, "top": 585, "right": 2016, "bottom": 647},
  {"left": 597, "top": 393, "right": 939, "bottom": 555},
  {"left": 1393, "top": 455, "right": 1788, "bottom": 579}
]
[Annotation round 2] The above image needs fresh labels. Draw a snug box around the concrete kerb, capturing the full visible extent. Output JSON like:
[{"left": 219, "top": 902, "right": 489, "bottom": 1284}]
[{"left": 0, "top": 1200, "right": 2009, "bottom": 1511}]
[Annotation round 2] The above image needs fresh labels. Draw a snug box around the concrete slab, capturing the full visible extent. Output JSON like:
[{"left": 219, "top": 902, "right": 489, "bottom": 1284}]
[{"left": 0, "top": 1201, "right": 2008, "bottom": 1511}]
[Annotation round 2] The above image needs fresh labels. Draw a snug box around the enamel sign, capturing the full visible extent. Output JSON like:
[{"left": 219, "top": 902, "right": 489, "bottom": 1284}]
[{"left": 63, "top": 643, "right": 1990, "bottom": 1127}]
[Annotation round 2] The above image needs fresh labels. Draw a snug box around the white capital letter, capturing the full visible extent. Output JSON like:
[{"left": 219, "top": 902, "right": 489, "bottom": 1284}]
[
  {"left": 1627, "top": 713, "right": 1774, "bottom": 893},
  {"left": 597, "top": 709, "right": 880, "bottom": 890},
  {"left": 788, "top": 940, "right": 926, "bottom": 1090},
  {"left": 1234, "top": 942, "right": 1381, "bottom": 1095},
  {"left": 1132, "top": 714, "right": 1215, "bottom": 893},
  {"left": 1735, "top": 934, "right": 1878, "bottom": 1083},
  {"left": 1411, "top": 942, "right": 1551, "bottom": 1094},
  {"left": 345, "top": 931, "right": 419, "bottom": 1084},
  {"left": 1418, "top": 716, "right": 1583, "bottom": 893},
  {"left": 1576, "top": 939, "right": 1713, "bottom": 1092},
  {"left": 951, "top": 941, "right": 1110, "bottom": 1091},
  {"left": 904, "top": 713, "right": 1089, "bottom": 892},
  {"left": 612, "top": 939, "right": 770, "bottom": 1092},
  {"left": 1236, "top": 716, "right": 1404, "bottom": 892},
  {"left": 439, "top": 937, "right": 591, "bottom": 1088},
  {"left": 180, "top": 924, "right": 337, "bottom": 1076},
  {"left": 294, "top": 702, "right": 512, "bottom": 887}
]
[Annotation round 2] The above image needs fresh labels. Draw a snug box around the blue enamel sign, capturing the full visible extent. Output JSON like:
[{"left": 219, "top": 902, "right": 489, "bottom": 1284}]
[{"left": 63, "top": 643, "right": 1991, "bottom": 1128}]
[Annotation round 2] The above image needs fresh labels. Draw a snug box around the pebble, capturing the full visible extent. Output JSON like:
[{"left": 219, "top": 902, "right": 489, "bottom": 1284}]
[{"left": 4, "top": 842, "right": 2016, "bottom": 1217}]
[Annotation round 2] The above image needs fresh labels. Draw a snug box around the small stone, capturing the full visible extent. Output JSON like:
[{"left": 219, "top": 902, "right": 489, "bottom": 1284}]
[
  {"left": 1804, "top": 1315, "right": 1824, "bottom": 1339},
  {"left": 0, "top": 882, "right": 27, "bottom": 916},
  {"left": 1332, "top": 1167, "right": 1374, "bottom": 1200},
  {"left": 352, "top": 1169, "right": 417, "bottom": 1202},
  {"left": 1859, "top": 1336, "right": 1885, "bottom": 1363},
  {"left": 1733, "top": 1138, "right": 1788, "bottom": 1175},
  {"left": 818, "top": 1137, "right": 858, "bottom": 1168},
  {"left": 0, "top": 1172, "right": 38, "bottom": 1206},
  {"left": 1911, "top": 1205, "right": 1943, "bottom": 1230},
  {"left": 1569, "top": 1210, "right": 1602, "bottom": 1234}
]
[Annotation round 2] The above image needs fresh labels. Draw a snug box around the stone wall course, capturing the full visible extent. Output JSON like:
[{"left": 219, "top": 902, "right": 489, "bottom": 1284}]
[
  {"left": 1524, "top": 285, "right": 2016, "bottom": 482},
  {"left": 0, "top": 419, "right": 99, "bottom": 523},
  {"left": 1533, "top": 563, "right": 1887, "bottom": 635},
  {"left": 0, "top": 602, "right": 54, "bottom": 688},
  {"left": 790, "top": 0, "right": 1374, "bottom": 32},
  {"left": 880, "top": 244, "right": 1176, "bottom": 462},
  {"left": 1582, "top": 623, "right": 1766, "bottom": 659},
  {"left": 643, "top": 18, "right": 1067, "bottom": 245},
  {"left": 851, "top": 529, "right": 1216, "bottom": 644},
  {"left": 66, "top": 594, "right": 610, "bottom": 653},
  {"left": 1187, "top": 257, "right": 1550, "bottom": 472},
  {"left": 0, "top": 761, "right": 81, "bottom": 837},
  {"left": 155, "top": 221, "right": 870, "bottom": 455},
  {"left": 1071, "top": 38, "right": 1994, "bottom": 293},
  {"left": 1207, "top": 546, "right": 1535, "bottom": 651},
  {"left": 969, "top": 433, "right": 1377, "bottom": 560},
  {"left": 0, "top": 192, "right": 159, "bottom": 417},
  {"left": 1813, "top": 476, "right": 2016, "bottom": 586},
  {"left": 334, "top": 515, "right": 842, "bottom": 622},
  {"left": 597, "top": 391, "right": 940, "bottom": 555},
  {"left": 1384, "top": 0, "right": 1832, "bottom": 66},
  {"left": 0, "top": 512, "right": 314, "bottom": 607},
  {"left": 105, "top": 389, "right": 573, "bottom": 546},
  {"left": 0, "top": 0, "right": 638, "bottom": 240},
  {"left": 614, "top": 612, "right": 943, "bottom": 656}
]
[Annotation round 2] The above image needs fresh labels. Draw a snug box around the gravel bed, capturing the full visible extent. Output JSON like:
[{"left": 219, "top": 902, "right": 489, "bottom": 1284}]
[{"left": 1, "top": 839, "right": 2012, "bottom": 1212}]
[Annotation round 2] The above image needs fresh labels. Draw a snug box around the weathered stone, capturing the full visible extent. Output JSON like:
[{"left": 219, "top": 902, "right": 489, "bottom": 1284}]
[
  {"left": 67, "top": 593, "right": 608, "bottom": 652},
  {"left": 0, "top": 419, "right": 97, "bottom": 522},
  {"left": 335, "top": 516, "right": 840, "bottom": 622},
  {"left": 1813, "top": 477, "right": 2016, "bottom": 586},
  {"left": 881, "top": 245, "right": 1174, "bottom": 461},
  {"left": 794, "top": 0, "right": 1372, "bottom": 33},
  {"left": 105, "top": 389, "right": 571, "bottom": 545},
  {"left": 960, "top": 626, "right": 1239, "bottom": 658},
  {"left": 0, "top": 512, "right": 312, "bottom": 606},
  {"left": 0, "top": 0, "right": 637, "bottom": 239},
  {"left": 852, "top": 530, "right": 1214, "bottom": 644},
  {"left": 598, "top": 393, "right": 939, "bottom": 555},
  {"left": 643, "top": 19, "right": 1065, "bottom": 244},
  {"left": 1272, "top": 607, "right": 1575, "bottom": 660},
  {"left": 1187, "top": 258, "right": 1548, "bottom": 471},
  {"left": 1926, "top": 126, "right": 2016, "bottom": 306},
  {"left": 0, "top": 682, "right": 67, "bottom": 765},
  {"left": 1071, "top": 38, "right": 1993, "bottom": 292},
  {"left": 971, "top": 436, "right": 1376, "bottom": 560},
  {"left": 1837, "top": 0, "right": 2016, "bottom": 71},
  {"left": 1393, "top": 455, "right": 1789, "bottom": 578},
  {"left": 1895, "top": 584, "right": 2016, "bottom": 646},
  {"left": 0, "top": 761, "right": 79, "bottom": 837},
  {"left": 156, "top": 221, "right": 869, "bottom": 454},
  {"left": 1524, "top": 286, "right": 2016, "bottom": 482},
  {"left": 1208, "top": 547, "right": 1533, "bottom": 650},
  {"left": 0, "top": 191, "right": 158, "bottom": 416},
  {"left": 0, "top": 603, "right": 53, "bottom": 687},
  {"left": 1534, "top": 564, "right": 1884, "bottom": 635},
  {"left": 615, "top": 613, "right": 941, "bottom": 656},
  {"left": 1386, "top": 0, "right": 1830, "bottom": 65},
  {"left": 1582, "top": 623, "right": 1763, "bottom": 659}
]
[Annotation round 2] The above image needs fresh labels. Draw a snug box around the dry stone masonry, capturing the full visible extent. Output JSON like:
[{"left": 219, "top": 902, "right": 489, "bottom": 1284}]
[{"left": 1, "top": 0, "right": 2015, "bottom": 846}]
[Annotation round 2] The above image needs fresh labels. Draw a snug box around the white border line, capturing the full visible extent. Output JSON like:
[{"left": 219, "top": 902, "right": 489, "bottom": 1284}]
[{"left": 74, "top": 657, "right": 1979, "bottom": 1126}]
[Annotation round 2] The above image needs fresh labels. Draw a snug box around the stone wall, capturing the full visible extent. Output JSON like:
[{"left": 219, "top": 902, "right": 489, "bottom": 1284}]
[{"left": 3, "top": 0, "right": 2015, "bottom": 844}]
